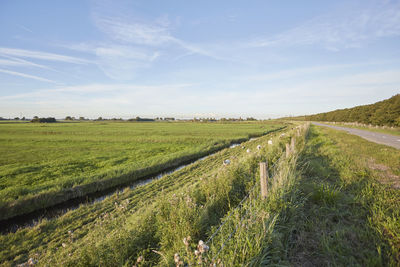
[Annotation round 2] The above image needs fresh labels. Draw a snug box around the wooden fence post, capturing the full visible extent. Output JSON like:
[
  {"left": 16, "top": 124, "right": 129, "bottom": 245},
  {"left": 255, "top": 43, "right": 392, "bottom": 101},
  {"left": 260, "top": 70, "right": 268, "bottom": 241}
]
[
  {"left": 260, "top": 162, "right": 268, "bottom": 199},
  {"left": 290, "top": 137, "right": 295, "bottom": 153},
  {"left": 285, "top": 143, "right": 290, "bottom": 158}
]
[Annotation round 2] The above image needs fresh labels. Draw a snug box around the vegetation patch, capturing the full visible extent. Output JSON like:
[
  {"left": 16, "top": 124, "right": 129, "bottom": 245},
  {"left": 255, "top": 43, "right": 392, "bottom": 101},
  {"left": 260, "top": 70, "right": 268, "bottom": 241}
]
[
  {"left": 0, "top": 121, "right": 284, "bottom": 220},
  {"left": 277, "top": 125, "right": 400, "bottom": 266},
  {"left": 290, "top": 94, "right": 400, "bottom": 127}
]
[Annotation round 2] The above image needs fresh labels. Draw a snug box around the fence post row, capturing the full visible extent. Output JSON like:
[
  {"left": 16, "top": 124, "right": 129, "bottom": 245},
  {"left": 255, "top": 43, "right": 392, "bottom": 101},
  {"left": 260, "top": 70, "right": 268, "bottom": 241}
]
[
  {"left": 285, "top": 143, "right": 290, "bottom": 158},
  {"left": 290, "top": 137, "right": 295, "bottom": 153},
  {"left": 259, "top": 162, "right": 268, "bottom": 199}
]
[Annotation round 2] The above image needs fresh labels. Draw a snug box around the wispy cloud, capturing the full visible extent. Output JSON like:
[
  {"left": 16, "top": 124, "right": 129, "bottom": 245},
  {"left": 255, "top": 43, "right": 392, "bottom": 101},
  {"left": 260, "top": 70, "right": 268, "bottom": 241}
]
[
  {"left": 243, "top": 60, "right": 392, "bottom": 82},
  {"left": 0, "top": 68, "right": 59, "bottom": 84},
  {"left": 17, "top": 25, "right": 34, "bottom": 34},
  {"left": 95, "top": 16, "right": 172, "bottom": 46},
  {"left": 0, "top": 55, "right": 53, "bottom": 69},
  {"left": 0, "top": 47, "right": 91, "bottom": 64},
  {"left": 92, "top": 6, "right": 228, "bottom": 61},
  {"left": 251, "top": 1, "right": 400, "bottom": 50},
  {"left": 2, "top": 68, "right": 398, "bottom": 118},
  {"left": 0, "top": 82, "right": 193, "bottom": 105}
]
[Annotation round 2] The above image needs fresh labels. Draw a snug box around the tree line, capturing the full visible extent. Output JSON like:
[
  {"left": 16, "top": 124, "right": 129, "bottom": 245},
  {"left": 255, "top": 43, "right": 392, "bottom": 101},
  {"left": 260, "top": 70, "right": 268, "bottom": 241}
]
[{"left": 290, "top": 94, "right": 400, "bottom": 127}]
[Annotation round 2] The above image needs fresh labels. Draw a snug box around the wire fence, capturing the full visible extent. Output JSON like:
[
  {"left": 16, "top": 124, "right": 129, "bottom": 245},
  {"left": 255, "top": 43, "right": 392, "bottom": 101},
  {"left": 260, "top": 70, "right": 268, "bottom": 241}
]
[
  {"left": 205, "top": 151, "right": 285, "bottom": 261},
  {"left": 202, "top": 125, "right": 309, "bottom": 264}
]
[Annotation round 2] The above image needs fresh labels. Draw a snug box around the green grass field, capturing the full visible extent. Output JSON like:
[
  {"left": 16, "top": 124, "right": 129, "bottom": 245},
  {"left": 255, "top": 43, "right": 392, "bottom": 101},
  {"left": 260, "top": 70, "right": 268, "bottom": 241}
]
[
  {"left": 1, "top": 122, "right": 399, "bottom": 266},
  {"left": 0, "top": 124, "right": 293, "bottom": 266},
  {"left": 0, "top": 121, "right": 284, "bottom": 220}
]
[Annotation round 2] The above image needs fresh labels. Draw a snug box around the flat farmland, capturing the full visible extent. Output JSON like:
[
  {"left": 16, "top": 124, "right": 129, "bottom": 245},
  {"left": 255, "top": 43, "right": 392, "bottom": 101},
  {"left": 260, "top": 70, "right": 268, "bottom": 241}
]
[{"left": 0, "top": 121, "right": 284, "bottom": 220}]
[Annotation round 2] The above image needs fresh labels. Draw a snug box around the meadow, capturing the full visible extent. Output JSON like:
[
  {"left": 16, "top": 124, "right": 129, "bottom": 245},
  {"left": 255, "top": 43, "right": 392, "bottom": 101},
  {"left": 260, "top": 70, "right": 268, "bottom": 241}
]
[
  {"left": 1, "top": 122, "right": 399, "bottom": 266},
  {"left": 0, "top": 123, "right": 294, "bottom": 266},
  {"left": 0, "top": 121, "right": 284, "bottom": 220}
]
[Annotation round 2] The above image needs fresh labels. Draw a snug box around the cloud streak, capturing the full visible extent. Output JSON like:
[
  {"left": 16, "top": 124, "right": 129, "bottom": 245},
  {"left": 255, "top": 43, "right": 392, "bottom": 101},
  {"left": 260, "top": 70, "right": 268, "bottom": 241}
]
[
  {"left": 0, "top": 68, "right": 59, "bottom": 84},
  {"left": 92, "top": 8, "right": 228, "bottom": 61},
  {"left": 0, "top": 47, "right": 91, "bottom": 64}
]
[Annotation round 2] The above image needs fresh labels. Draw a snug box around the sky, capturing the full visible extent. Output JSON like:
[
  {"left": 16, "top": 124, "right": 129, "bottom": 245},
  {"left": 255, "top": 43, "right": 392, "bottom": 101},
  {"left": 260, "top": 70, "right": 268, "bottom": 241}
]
[{"left": 0, "top": 0, "right": 399, "bottom": 119}]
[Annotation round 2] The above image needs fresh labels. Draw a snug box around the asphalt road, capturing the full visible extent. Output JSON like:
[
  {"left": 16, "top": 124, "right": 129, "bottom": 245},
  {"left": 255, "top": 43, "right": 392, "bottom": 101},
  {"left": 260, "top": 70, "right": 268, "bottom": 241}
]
[{"left": 312, "top": 122, "right": 400, "bottom": 149}]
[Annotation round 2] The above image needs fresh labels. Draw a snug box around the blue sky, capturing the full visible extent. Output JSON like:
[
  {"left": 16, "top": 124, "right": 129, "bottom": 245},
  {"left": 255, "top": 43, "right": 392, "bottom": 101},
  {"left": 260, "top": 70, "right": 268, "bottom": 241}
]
[{"left": 0, "top": 0, "right": 399, "bottom": 119}]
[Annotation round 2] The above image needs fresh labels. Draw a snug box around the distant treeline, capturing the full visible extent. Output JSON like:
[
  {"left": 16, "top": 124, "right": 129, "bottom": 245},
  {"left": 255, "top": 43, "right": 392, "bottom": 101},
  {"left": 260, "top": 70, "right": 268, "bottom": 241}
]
[
  {"left": 1, "top": 116, "right": 261, "bottom": 123},
  {"left": 290, "top": 94, "right": 400, "bottom": 127},
  {"left": 31, "top": 117, "right": 57, "bottom": 123}
]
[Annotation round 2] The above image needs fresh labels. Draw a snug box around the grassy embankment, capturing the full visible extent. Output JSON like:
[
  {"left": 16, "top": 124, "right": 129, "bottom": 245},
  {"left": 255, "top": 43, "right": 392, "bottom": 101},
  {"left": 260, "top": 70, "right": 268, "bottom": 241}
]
[
  {"left": 257, "top": 124, "right": 400, "bottom": 266},
  {"left": 0, "top": 121, "right": 284, "bottom": 220},
  {"left": 0, "top": 123, "right": 297, "bottom": 266}
]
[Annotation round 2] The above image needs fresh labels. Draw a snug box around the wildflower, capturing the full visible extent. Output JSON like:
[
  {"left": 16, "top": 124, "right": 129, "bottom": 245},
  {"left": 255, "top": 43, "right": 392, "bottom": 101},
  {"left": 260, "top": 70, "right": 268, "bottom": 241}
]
[
  {"left": 194, "top": 250, "right": 200, "bottom": 256},
  {"left": 61, "top": 243, "right": 67, "bottom": 248},
  {"left": 246, "top": 149, "right": 251, "bottom": 153},
  {"left": 268, "top": 140, "right": 273, "bottom": 145},
  {"left": 174, "top": 253, "right": 180, "bottom": 264},
  {"left": 223, "top": 159, "right": 230, "bottom": 165},
  {"left": 257, "top": 145, "right": 261, "bottom": 150},
  {"left": 197, "top": 240, "right": 209, "bottom": 253}
]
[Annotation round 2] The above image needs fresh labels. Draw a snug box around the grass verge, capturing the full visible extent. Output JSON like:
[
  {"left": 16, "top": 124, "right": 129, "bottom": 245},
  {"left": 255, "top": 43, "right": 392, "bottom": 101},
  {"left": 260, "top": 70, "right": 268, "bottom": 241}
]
[{"left": 261, "top": 124, "right": 400, "bottom": 266}]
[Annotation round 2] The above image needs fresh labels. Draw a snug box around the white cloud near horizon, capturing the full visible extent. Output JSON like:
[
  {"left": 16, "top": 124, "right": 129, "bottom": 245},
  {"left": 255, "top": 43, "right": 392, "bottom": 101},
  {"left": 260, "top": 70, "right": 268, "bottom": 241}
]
[{"left": 1, "top": 68, "right": 398, "bottom": 118}]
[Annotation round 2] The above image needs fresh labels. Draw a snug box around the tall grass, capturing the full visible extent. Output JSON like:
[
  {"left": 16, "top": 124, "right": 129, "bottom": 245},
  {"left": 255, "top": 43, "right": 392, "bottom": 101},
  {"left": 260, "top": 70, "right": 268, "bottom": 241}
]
[
  {"left": 161, "top": 124, "right": 310, "bottom": 266},
  {"left": 284, "top": 125, "right": 400, "bottom": 266}
]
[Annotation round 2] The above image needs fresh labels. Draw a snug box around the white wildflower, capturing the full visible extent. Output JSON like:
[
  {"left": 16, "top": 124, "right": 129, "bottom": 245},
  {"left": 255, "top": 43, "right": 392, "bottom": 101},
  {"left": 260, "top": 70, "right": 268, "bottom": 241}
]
[
  {"left": 198, "top": 240, "right": 209, "bottom": 253},
  {"left": 174, "top": 253, "right": 180, "bottom": 263}
]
